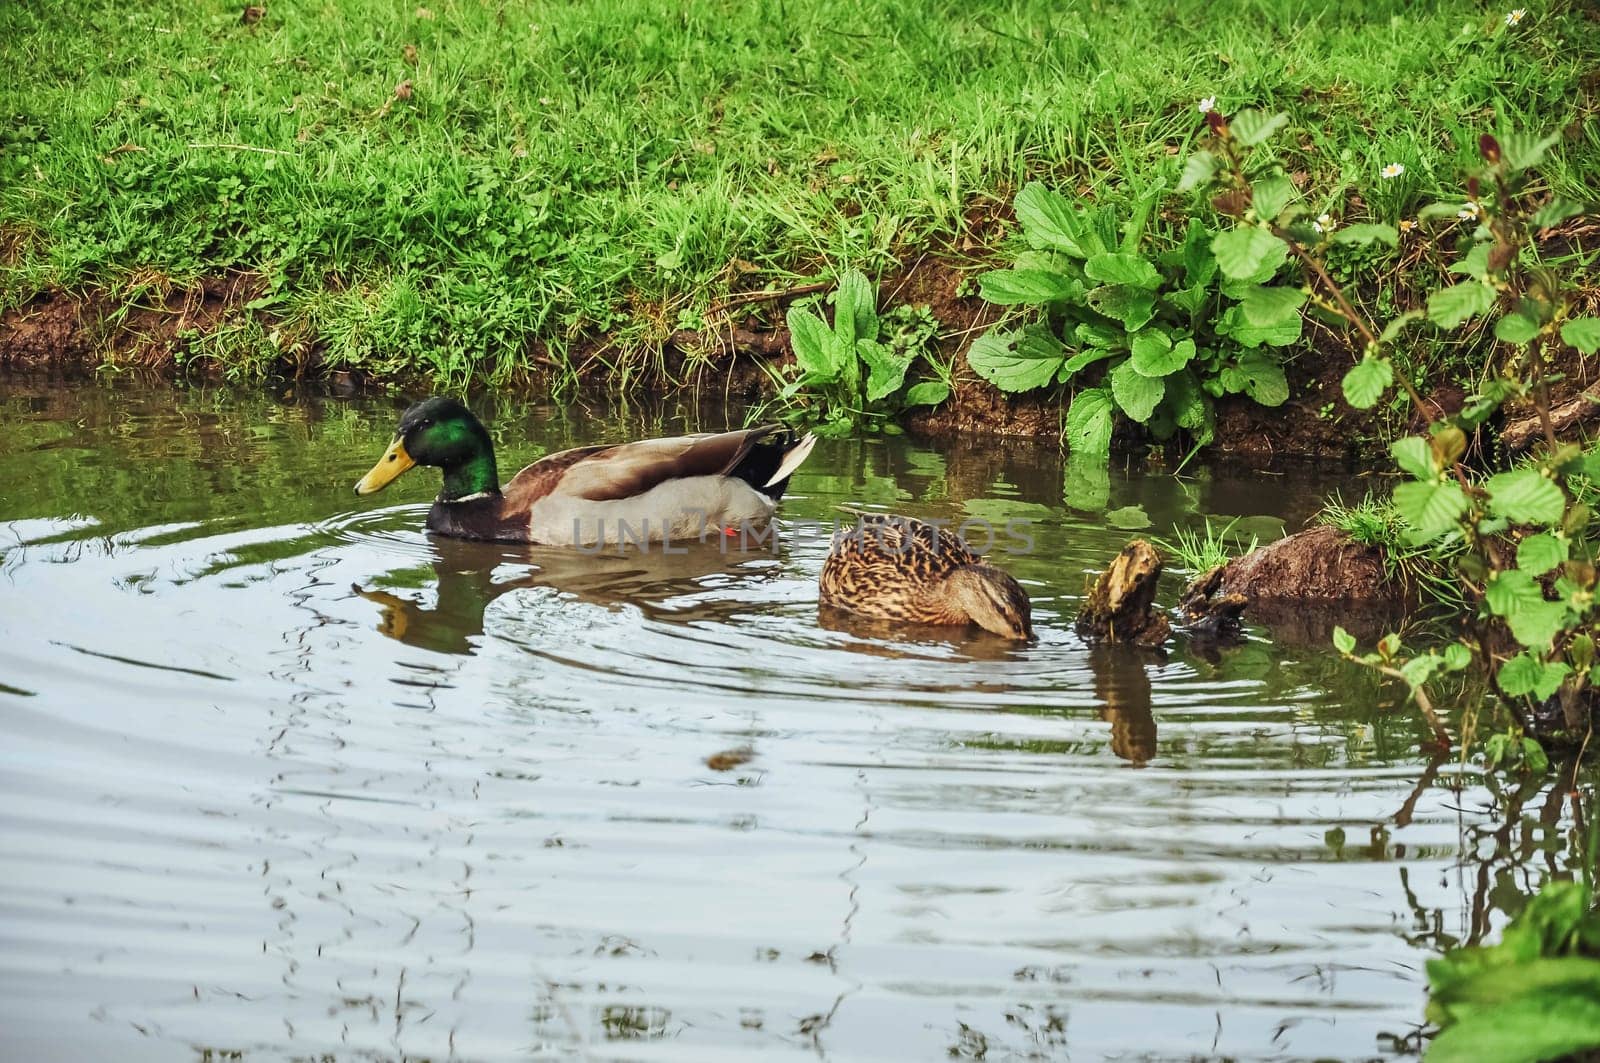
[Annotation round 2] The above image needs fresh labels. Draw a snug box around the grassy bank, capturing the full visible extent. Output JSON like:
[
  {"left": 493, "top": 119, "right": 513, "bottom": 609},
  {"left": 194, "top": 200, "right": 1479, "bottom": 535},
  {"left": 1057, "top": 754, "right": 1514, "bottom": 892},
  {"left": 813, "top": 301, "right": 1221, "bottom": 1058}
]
[{"left": 2, "top": 0, "right": 1597, "bottom": 387}]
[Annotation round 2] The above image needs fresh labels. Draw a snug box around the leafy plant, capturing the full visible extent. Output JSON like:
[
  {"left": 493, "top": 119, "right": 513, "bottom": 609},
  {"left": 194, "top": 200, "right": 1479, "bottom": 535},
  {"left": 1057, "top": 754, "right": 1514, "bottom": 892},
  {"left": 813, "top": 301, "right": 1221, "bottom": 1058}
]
[
  {"left": 966, "top": 181, "right": 1303, "bottom": 457},
  {"left": 776, "top": 271, "right": 950, "bottom": 436},
  {"left": 1426, "top": 879, "right": 1600, "bottom": 1063},
  {"left": 1187, "top": 106, "right": 1599, "bottom": 745}
]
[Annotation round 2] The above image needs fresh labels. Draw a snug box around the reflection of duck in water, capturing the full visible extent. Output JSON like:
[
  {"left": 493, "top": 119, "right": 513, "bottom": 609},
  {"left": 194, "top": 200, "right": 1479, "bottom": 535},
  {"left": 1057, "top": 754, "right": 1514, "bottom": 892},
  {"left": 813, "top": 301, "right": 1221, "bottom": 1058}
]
[
  {"left": 819, "top": 514, "right": 1033, "bottom": 640},
  {"left": 355, "top": 535, "right": 785, "bottom": 655},
  {"left": 1088, "top": 644, "right": 1157, "bottom": 765},
  {"left": 352, "top": 397, "right": 814, "bottom": 545}
]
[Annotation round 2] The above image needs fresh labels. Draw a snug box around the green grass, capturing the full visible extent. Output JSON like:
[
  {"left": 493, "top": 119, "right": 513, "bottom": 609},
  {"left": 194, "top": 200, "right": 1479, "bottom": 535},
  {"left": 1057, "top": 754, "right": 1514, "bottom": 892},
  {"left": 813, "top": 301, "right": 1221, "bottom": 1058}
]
[
  {"left": 2, "top": 0, "right": 1597, "bottom": 386},
  {"left": 1317, "top": 490, "right": 1465, "bottom": 607},
  {"left": 1157, "top": 518, "right": 1260, "bottom": 574}
]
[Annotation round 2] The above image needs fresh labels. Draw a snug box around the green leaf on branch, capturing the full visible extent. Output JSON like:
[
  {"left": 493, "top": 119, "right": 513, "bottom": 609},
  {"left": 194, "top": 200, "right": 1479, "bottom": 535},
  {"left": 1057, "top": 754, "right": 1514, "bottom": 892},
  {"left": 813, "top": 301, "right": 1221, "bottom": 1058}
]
[
  {"left": 1130, "top": 331, "right": 1194, "bottom": 377},
  {"left": 1449, "top": 243, "right": 1493, "bottom": 282},
  {"left": 1061, "top": 346, "right": 1119, "bottom": 374},
  {"left": 1084, "top": 252, "right": 1162, "bottom": 290},
  {"left": 1342, "top": 356, "right": 1393, "bottom": 408},
  {"left": 1393, "top": 480, "right": 1469, "bottom": 543},
  {"left": 1428, "top": 282, "right": 1497, "bottom": 328},
  {"left": 1239, "top": 285, "right": 1307, "bottom": 327},
  {"left": 1250, "top": 175, "right": 1295, "bottom": 223},
  {"left": 1391, "top": 436, "right": 1437, "bottom": 480},
  {"left": 1486, "top": 468, "right": 1567, "bottom": 525},
  {"left": 966, "top": 325, "right": 1066, "bottom": 392},
  {"left": 1177, "top": 151, "right": 1219, "bottom": 193},
  {"left": 1561, "top": 317, "right": 1600, "bottom": 354},
  {"left": 1332, "top": 223, "right": 1399, "bottom": 248},
  {"left": 1500, "top": 131, "right": 1561, "bottom": 172},
  {"left": 1495, "top": 312, "right": 1541, "bottom": 345},
  {"left": 1236, "top": 351, "right": 1288, "bottom": 406},
  {"left": 1218, "top": 305, "right": 1301, "bottom": 347},
  {"left": 1110, "top": 359, "right": 1165, "bottom": 422},
  {"left": 977, "top": 268, "right": 1078, "bottom": 305},
  {"left": 1532, "top": 197, "right": 1588, "bottom": 228},
  {"left": 1065, "top": 387, "right": 1116, "bottom": 456},
  {"left": 1212, "top": 227, "right": 1288, "bottom": 282},
  {"left": 1229, "top": 109, "right": 1290, "bottom": 146},
  {"left": 1516, "top": 533, "right": 1569, "bottom": 576},
  {"left": 1332, "top": 626, "right": 1356, "bottom": 654}
]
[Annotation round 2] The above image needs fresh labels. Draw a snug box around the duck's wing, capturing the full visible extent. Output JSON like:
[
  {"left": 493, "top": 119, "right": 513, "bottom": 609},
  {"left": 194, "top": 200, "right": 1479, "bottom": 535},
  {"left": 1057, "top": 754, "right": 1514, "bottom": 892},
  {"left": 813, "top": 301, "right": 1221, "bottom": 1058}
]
[
  {"left": 831, "top": 515, "right": 982, "bottom": 575},
  {"left": 505, "top": 427, "right": 789, "bottom": 506}
]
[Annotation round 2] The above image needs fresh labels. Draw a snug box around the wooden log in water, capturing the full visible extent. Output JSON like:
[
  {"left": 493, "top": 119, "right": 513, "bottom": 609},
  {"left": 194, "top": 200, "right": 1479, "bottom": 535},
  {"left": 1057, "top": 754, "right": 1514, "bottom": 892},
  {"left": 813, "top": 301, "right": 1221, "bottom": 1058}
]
[{"left": 1074, "top": 539, "right": 1171, "bottom": 648}]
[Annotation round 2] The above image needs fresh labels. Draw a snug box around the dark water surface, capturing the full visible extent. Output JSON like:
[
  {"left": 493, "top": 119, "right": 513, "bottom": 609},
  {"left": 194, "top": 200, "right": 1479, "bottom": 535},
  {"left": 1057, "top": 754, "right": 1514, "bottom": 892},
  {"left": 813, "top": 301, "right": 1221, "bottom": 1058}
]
[{"left": 0, "top": 382, "right": 1591, "bottom": 1061}]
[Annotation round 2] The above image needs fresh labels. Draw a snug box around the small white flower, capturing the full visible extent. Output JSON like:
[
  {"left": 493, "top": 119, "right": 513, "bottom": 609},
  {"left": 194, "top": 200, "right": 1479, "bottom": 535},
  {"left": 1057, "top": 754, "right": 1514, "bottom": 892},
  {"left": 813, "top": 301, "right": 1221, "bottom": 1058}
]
[
  {"left": 1312, "top": 213, "right": 1333, "bottom": 234},
  {"left": 1381, "top": 162, "right": 1406, "bottom": 179},
  {"left": 1457, "top": 200, "right": 1482, "bottom": 220},
  {"left": 1505, "top": 8, "right": 1526, "bottom": 26},
  {"left": 1197, "top": 96, "right": 1217, "bottom": 114}
]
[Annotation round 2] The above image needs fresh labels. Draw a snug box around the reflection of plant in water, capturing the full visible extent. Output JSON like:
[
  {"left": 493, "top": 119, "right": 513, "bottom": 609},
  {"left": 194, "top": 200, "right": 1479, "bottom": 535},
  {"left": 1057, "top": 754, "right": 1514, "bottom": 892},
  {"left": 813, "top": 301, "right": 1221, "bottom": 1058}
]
[{"left": 599, "top": 1003, "right": 673, "bottom": 1040}]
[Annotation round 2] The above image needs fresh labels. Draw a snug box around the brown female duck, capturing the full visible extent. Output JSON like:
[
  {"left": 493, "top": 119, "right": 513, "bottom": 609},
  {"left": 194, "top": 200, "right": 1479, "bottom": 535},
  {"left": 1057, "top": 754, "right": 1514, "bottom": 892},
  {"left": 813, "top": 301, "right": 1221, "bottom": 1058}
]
[
  {"left": 354, "top": 397, "right": 815, "bottom": 545},
  {"left": 819, "top": 514, "right": 1034, "bottom": 639}
]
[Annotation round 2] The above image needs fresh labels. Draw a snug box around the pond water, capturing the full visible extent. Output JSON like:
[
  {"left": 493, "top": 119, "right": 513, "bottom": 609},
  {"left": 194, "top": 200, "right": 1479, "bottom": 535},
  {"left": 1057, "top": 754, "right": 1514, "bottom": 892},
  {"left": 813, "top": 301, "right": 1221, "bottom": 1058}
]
[{"left": 0, "top": 381, "right": 1591, "bottom": 1062}]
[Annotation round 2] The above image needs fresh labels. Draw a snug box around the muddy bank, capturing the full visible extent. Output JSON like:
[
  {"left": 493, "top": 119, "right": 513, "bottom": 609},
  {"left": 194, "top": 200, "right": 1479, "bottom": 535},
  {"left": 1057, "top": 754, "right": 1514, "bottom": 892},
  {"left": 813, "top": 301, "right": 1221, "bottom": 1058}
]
[
  {"left": 0, "top": 258, "right": 1573, "bottom": 461},
  {"left": 1184, "top": 525, "right": 1411, "bottom": 643}
]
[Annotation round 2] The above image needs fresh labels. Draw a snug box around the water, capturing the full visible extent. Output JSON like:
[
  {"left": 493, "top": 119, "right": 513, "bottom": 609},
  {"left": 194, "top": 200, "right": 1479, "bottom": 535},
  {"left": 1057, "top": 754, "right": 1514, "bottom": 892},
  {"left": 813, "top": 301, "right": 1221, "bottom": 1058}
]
[{"left": 0, "top": 381, "right": 1591, "bottom": 1062}]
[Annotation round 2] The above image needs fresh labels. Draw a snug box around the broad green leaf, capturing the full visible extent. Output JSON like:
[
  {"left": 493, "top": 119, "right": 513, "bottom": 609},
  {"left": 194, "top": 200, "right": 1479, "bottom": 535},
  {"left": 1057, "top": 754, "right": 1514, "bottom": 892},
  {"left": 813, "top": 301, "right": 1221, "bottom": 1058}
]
[
  {"left": 1342, "top": 356, "right": 1394, "bottom": 408},
  {"left": 1485, "top": 568, "right": 1544, "bottom": 618},
  {"left": 1239, "top": 285, "right": 1307, "bottom": 327},
  {"left": 1164, "top": 283, "right": 1208, "bottom": 316},
  {"left": 1501, "top": 131, "right": 1561, "bottom": 172},
  {"left": 1532, "top": 197, "right": 1587, "bottom": 228},
  {"left": 1498, "top": 652, "right": 1572, "bottom": 699},
  {"left": 1110, "top": 359, "right": 1165, "bottom": 422},
  {"left": 1229, "top": 108, "right": 1289, "bottom": 146},
  {"left": 1212, "top": 227, "right": 1288, "bottom": 282},
  {"left": 786, "top": 306, "right": 837, "bottom": 381},
  {"left": 1516, "top": 533, "right": 1568, "bottom": 575},
  {"left": 902, "top": 381, "right": 950, "bottom": 407},
  {"left": 1428, "top": 282, "right": 1497, "bottom": 328},
  {"left": 1250, "top": 175, "right": 1295, "bottom": 223},
  {"left": 1236, "top": 351, "right": 1288, "bottom": 407},
  {"left": 1014, "top": 182, "right": 1094, "bottom": 258},
  {"left": 1087, "top": 285, "right": 1157, "bottom": 330},
  {"left": 1075, "top": 321, "right": 1123, "bottom": 349},
  {"left": 977, "top": 268, "right": 1078, "bottom": 306},
  {"left": 1065, "top": 387, "right": 1116, "bottom": 456},
  {"left": 1393, "top": 480, "right": 1468, "bottom": 542},
  {"left": 1177, "top": 151, "right": 1219, "bottom": 193},
  {"left": 857, "top": 340, "right": 914, "bottom": 402},
  {"left": 1443, "top": 643, "right": 1473, "bottom": 670},
  {"left": 832, "top": 270, "right": 877, "bottom": 347},
  {"left": 1332, "top": 223, "right": 1399, "bottom": 247},
  {"left": 1084, "top": 252, "right": 1162, "bottom": 290},
  {"left": 1391, "top": 437, "right": 1437, "bottom": 480},
  {"left": 1495, "top": 312, "right": 1541, "bottom": 345},
  {"left": 965, "top": 325, "right": 1066, "bottom": 393},
  {"left": 1332, "top": 626, "right": 1356, "bottom": 654},
  {"left": 1130, "top": 331, "right": 1195, "bottom": 377},
  {"left": 1219, "top": 305, "right": 1301, "bottom": 347},
  {"left": 1561, "top": 317, "right": 1600, "bottom": 354},
  {"left": 1380, "top": 311, "right": 1424, "bottom": 343},
  {"left": 1163, "top": 368, "right": 1209, "bottom": 430},
  {"left": 1486, "top": 468, "right": 1567, "bottom": 524},
  {"left": 1180, "top": 220, "right": 1218, "bottom": 285},
  {"left": 1428, "top": 985, "right": 1600, "bottom": 1063},
  {"left": 1061, "top": 346, "right": 1120, "bottom": 374},
  {"left": 1449, "top": 242, "right": 1493, "bottom": 281}
]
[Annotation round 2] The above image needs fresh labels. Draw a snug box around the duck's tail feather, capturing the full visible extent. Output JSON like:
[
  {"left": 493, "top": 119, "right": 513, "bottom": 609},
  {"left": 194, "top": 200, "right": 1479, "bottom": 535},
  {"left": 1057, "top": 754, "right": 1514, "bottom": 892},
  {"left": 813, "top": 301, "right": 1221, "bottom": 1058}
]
[{"left": 727, "top": 429, "right": 817, "bottom": 500}]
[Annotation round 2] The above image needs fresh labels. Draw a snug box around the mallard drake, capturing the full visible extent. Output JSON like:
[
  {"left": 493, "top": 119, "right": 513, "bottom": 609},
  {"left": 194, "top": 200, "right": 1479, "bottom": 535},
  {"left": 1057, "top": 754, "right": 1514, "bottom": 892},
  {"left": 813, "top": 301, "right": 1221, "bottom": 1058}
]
[
  {"left": 354, "top": 397, "right": 816, "bottom": 545},
  {"left": 819, "top": 514, "right": 1033, "bottom": 639}
]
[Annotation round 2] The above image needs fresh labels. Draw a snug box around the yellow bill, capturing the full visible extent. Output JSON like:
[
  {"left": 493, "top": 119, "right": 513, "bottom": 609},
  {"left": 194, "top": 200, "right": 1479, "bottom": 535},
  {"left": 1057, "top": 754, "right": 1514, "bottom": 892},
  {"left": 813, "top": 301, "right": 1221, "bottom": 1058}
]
[{"left": 354, "top": 437, "right": 416, "bottom": 495}]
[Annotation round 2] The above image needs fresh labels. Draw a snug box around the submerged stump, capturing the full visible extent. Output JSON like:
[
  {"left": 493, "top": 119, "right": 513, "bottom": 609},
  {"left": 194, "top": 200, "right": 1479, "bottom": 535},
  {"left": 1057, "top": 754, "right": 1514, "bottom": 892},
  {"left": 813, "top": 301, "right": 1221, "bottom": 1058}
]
[{"left": 1075, "top": 539, "right": 1171, "bottom": 648}]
